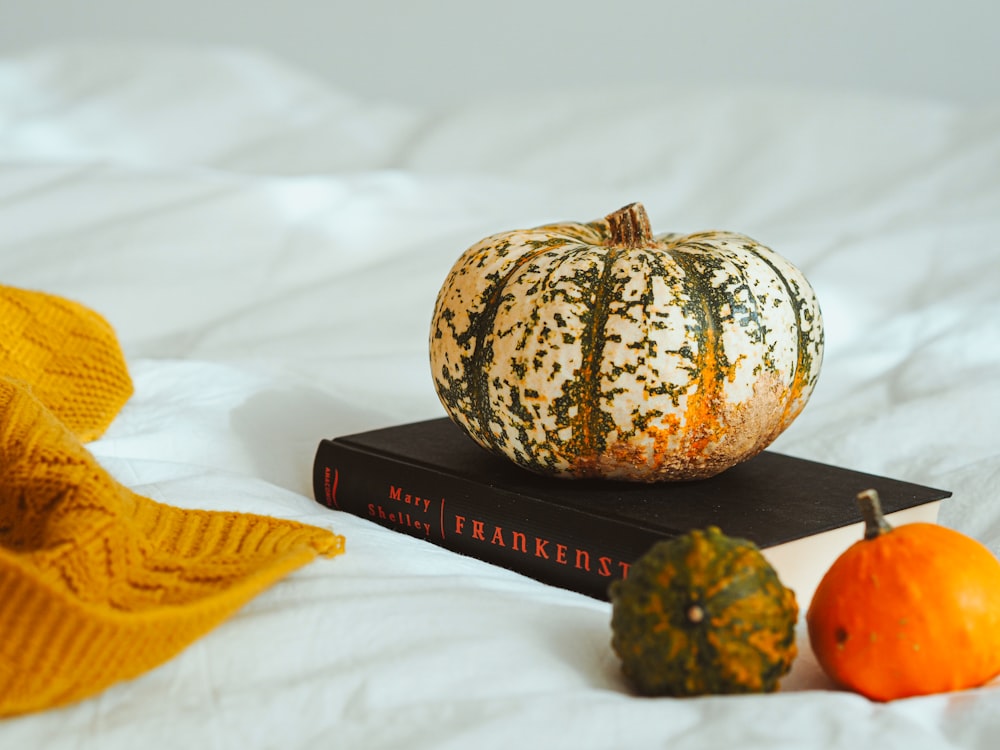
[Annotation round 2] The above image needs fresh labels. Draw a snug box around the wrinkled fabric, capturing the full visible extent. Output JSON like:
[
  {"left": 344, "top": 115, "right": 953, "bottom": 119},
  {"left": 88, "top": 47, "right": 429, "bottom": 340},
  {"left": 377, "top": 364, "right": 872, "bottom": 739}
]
[{"left": 1, "top": 43, "right": 999, "bottom": 749}]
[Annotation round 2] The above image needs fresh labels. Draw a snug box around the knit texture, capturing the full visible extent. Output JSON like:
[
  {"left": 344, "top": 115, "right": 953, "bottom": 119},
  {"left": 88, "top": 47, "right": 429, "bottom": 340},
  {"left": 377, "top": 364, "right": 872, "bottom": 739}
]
[
  {"left": 0, "top": 284, "right": 134, "bottom": 442},
  {"left": 0, "top": 287, "right": 344, "bottom": 717}
]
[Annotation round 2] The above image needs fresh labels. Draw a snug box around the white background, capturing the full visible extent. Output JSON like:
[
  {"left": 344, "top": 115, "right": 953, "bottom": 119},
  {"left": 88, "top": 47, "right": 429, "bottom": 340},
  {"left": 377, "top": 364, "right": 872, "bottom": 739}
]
[
  {"left": 4, "top": 4, "right": 1000, "bottom": 748},
  {"left": 1, "top": 0, "right": 997, "bottom": 106}
]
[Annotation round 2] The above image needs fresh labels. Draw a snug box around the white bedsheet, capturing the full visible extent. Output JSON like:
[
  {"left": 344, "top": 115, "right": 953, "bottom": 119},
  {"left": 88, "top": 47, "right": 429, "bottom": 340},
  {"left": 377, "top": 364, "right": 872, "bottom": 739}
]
[{"left": 2, "top": 44, "right": 1000, "bottom": 749}]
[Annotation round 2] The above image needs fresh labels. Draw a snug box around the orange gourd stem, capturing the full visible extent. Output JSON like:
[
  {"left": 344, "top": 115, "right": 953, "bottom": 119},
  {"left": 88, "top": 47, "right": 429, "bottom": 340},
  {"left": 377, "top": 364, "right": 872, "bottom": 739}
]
[{"left": 857, "top": 489, "right": 894, "bottom": 540}]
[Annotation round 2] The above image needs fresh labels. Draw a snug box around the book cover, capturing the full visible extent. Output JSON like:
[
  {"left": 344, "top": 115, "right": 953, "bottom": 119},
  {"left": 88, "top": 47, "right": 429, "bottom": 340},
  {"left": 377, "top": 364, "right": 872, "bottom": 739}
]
[{"left": 311, "top": 417, "right": 951, "bottom": 601}]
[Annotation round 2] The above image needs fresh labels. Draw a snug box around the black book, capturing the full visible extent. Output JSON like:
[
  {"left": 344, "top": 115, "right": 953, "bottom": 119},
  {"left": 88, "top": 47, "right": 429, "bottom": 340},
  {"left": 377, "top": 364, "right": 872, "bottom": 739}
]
[{"left": 311, "top": 417, "right": 950, "bottom": 601}]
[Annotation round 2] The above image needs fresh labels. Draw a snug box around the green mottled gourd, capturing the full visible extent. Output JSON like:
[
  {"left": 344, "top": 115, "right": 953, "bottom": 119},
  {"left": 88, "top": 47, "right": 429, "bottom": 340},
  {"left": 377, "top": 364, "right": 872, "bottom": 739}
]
[
  {"left": 609, "top": 527, "right": 799, "bottom": 696},
  {"left": 429, "top": 203, "right": 823, "bottom": 481}
]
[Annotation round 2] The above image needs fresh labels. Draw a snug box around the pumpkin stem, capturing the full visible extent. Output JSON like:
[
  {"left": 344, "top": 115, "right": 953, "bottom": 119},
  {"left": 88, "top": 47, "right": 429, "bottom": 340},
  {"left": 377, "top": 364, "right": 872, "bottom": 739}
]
[
  {"left": 606, "top": 203, "right": 654, "bottom": 248},
  {"left": 857, "top": 489, "right": 893, "bottom": 540}
]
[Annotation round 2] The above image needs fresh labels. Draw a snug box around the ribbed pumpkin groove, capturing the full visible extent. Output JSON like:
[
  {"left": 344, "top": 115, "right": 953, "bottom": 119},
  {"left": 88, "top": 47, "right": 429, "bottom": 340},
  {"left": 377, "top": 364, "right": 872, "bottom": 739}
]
[{"left": 429, "top": 203, "right": 823, "bottom": 482}]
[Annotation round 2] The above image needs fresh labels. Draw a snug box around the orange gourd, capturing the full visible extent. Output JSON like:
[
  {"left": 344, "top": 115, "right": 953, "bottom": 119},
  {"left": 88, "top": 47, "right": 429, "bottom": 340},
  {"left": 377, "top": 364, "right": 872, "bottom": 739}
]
[{"left": 807, "top": 489, "right": 1000, "bottom": 701}]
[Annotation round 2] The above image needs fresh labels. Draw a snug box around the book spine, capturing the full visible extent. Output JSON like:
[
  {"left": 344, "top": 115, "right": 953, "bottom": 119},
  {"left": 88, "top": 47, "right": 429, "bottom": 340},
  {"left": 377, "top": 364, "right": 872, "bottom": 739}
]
[{"left": 311, "top": 439, "right": 664, "bottom": 600}]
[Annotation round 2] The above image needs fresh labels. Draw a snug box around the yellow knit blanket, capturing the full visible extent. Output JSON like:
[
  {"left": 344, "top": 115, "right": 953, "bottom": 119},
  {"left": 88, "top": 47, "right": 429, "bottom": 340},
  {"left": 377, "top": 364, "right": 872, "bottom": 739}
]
[{"left": 0, "top": 285, "right": 344, "bottom": 717}]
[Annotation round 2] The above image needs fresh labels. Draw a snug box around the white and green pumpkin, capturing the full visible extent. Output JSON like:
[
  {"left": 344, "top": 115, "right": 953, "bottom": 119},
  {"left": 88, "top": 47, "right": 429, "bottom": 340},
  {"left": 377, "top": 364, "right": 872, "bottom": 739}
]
[{"left": 429, "top": 203, "right": 823, "bottom": 482}]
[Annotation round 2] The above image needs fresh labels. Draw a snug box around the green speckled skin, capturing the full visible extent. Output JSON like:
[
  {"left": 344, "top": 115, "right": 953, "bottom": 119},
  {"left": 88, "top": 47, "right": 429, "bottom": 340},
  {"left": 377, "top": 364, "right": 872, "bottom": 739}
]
[{"left": 429, "top": 204, "right": 823, "bottom": 481}]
